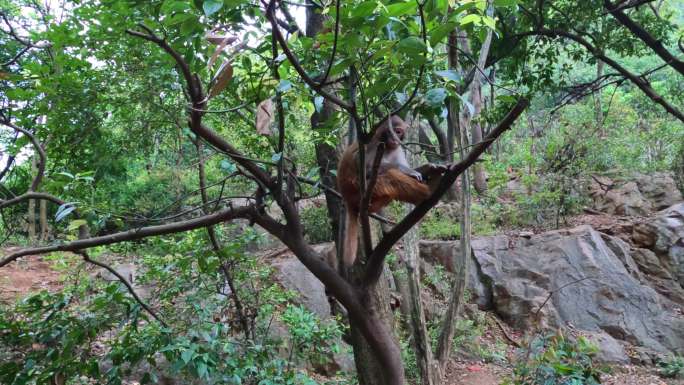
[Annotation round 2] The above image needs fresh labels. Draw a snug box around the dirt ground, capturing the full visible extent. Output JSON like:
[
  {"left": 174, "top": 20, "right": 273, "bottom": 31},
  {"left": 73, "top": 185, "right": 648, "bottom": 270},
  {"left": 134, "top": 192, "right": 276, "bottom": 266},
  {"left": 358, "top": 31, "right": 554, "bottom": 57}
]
[{"left": 0, "top": 248, "right": 64, "bottom": 302}]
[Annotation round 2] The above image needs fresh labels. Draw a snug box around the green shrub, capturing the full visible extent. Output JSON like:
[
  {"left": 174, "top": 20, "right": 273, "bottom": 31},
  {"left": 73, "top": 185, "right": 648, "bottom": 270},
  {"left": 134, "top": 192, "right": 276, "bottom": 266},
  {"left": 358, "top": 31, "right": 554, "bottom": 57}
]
[
  {"left": 503, "top": 333, "right": 607, "bottom": 385},
  {"left": 420, "top": 203, "right": 460, "bottom": 240},
  {"left": 657, "top": 355, "right": 684, "bottom": 379},
  {"left": 301, "top": 204, "right": 334, "bottom": 243}
]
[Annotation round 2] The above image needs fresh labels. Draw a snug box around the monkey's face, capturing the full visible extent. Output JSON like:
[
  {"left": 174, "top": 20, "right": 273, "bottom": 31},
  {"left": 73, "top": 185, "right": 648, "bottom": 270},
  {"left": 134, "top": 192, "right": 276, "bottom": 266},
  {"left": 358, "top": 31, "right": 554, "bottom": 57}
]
[{"left": 385, "top": 117, "right": 407, "bottom": 149}]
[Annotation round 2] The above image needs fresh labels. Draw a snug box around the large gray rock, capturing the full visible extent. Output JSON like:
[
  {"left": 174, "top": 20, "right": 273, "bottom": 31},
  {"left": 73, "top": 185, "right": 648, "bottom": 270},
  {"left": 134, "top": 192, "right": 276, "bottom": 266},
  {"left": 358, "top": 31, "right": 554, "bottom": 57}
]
[
  {"left": 271, "top": 255, "right": 331, "bottom": 319},
  {"left": 632, "top": 203, "right": 684, "bottom": 290},
  {"left": 589, "top": 173, "right": 682, "bottom": 216},
  {"left": 420, "top": 227, "right": 684, "bottom": 356}
]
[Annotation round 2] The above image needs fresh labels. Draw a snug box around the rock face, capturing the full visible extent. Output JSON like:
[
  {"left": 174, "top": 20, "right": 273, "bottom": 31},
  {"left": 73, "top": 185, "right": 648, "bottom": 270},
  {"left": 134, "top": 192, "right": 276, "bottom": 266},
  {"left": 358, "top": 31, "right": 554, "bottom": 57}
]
[
  {"left": 271, "top": 255, "right": 331, "bottom": 319},
  {"left": 421, "top": 225, "right": 684, "bottom": 358},
  {"left": 632, "top": 203, "right": 684, "bottom": 289},
  {"left": 589, "top": 172, "right": 682, "bottom": 216}
]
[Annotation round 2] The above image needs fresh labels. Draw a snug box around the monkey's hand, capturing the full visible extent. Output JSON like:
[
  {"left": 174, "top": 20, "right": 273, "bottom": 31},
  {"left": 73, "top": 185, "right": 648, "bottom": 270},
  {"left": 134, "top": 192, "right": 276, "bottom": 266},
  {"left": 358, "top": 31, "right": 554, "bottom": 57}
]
[
  {"left": 415, "top": 163, "right": 448, "bottom": 181},
  {"left": 408, "top": 169, "right": 423, "bottom": 182}
]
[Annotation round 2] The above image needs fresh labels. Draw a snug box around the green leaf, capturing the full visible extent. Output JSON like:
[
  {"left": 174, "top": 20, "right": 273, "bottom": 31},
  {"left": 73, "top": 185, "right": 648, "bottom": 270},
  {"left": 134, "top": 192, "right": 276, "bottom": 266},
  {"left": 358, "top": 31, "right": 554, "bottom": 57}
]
[
  {"left": 67, "top": 219, "right": 87, "bottom": 231},
  {"left": 450, "top": 2, "right": 478, "bottom": 18},
  {"left": 164, "top": 12, "right": 194, "bottom": 25},
  {"left": 459, "top": 14, "right": 481, "bottom": 26},
  {"left": 397, "top": 36, "right": 427, "bottom": 58},
  {"left": 435, "top": 69, "right": 460, "bottom": 82},
  {"left": 181, "top": 349, "right": 194, "bottom": 364},
  {"left": 203, "top": 0, "right": 223, "bottom": 16},
  {"left": 429, "top": 22, "right": 457, "bottom": 46},
  {"left": 197, "top": 362, "right": 208, "bottom": 378},
  {"left": 494, "top": 0, "right": 517, "bottom": 6},
  {"left": 276, "top": 80, "right": 292, "bottom": 93},
  {"left": 482, "top": 15, "right": 497, "bottom": 30},
  {"left": 385, "top": 2, "right": 416, "bottom": 17},
  {"left": 351, "top": 1, "right": 377, "bottom": 18},
  {"left": 161, "top": 0, "right": 192, "bottom": 13},
  {"left": 220, "top": 160, "right": 237, "bottom": 173},
  {"left": 314, "top": 96, "right": 324, "bottom": 113},
  {"left": 425, "top": 88, "right": 447, "bottom": 107}
]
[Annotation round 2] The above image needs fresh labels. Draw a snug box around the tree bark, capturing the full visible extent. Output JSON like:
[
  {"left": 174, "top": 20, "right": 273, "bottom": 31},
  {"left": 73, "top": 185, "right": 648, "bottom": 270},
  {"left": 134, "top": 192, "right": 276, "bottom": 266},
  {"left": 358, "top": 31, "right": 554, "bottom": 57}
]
[
  {"left": 39, "top": 199, "right": 47, "bottom": 242},
  {"left": 27, "top": 156, "right": 37, "bottom": 244},
  {"left": 403, "top": 116, "right": 440, "bottom": 384},
  {"left": 595, "top": 59, "right": 605, "bottom": 136},
  {"left": 466, "top": 3, "right": 494, "bottom": 194},
  {"left": 436, "top": 93, "right": 471, "bottom": 368},
  {"left": 306, "top": 3, "right": 404, "bottom": 384}
]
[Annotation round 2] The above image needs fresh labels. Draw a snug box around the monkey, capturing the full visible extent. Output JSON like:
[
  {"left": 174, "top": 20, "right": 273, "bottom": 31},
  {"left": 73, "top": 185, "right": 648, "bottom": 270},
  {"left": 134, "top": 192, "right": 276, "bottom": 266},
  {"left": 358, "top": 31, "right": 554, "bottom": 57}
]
[{"left": 337, "top": 115, "right": 446, "bottom": 267}]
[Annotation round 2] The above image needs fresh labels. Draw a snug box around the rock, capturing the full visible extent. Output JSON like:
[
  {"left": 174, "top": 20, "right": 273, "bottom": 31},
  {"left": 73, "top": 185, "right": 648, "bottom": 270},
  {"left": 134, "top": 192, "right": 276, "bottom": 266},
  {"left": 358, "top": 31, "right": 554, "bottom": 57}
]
[
  {"left": 419, "top": 240, "right": 455, "bottom": 272},
  {"left": 632, "top": 203, "right": 684, "bottom": 290},
  {"left": 634, "top": 173, "right": 683, "bottom": 211},
  {"left": 590, "top": 179, "right": 653, "bottom": 216},
  {"left": 420, "top": 227, "right": 684, "bottom": 356},
  {"left": 97, "top": 263, "right": 136, "bottom": 284},
  {"left": 588, "top": 173, "right": 683, "bottom": 216},
  {"left": 271, "top": 255, "right": 331, "bottom": 319},
  {"left": 583, "top": 331, "right": 629, "bottom": 364}
]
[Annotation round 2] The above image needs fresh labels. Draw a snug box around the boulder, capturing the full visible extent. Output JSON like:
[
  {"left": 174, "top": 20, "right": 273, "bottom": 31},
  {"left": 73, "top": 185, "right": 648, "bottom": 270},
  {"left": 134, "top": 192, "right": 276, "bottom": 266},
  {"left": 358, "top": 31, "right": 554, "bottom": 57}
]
[
  {"left": 632, "top": 203, "right": 684, "bottom": 289},
  {"left": 420, "top": 227, "right": 684, "bottom": 356},
  {"left": 588, "top": 173, "right": 682, "bottom": 216},
  {"left": 271, "top": 255, "right": 331, "bottom": 319}
]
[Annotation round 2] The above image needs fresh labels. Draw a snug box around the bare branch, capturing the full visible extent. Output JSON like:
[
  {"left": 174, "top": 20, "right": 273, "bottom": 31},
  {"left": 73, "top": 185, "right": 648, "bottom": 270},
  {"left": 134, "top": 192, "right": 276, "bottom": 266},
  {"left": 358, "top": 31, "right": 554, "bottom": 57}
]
[
  {"left": 81, "top": 251, "right": 167, "bottom": 327},
  {"left": 0, "top": 205, "right": 256, "bottom": 267},
  {"left": 1, "top": 120, "right": 45, "bottom": 191},
  {"left": 264, "top": 0, "right": 354, "bottom": 112},
  {"left": 320, "top": 0, "right": 340, "bottom": 86}
]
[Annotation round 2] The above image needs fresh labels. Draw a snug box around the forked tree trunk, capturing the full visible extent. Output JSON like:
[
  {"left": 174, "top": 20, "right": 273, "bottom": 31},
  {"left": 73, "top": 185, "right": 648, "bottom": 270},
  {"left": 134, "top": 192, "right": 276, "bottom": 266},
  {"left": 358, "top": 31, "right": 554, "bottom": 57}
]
[{"left": 306, "top": 3, "right": 404, "bottom": 384}]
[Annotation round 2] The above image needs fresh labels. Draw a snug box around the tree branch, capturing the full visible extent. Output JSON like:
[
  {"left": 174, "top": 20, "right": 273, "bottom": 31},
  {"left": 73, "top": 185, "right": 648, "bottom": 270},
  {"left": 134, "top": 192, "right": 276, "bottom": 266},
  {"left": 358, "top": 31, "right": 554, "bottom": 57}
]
[
  {"left": 604, "top": 0, "right": 684, "bottom": 77},
  {"left": 81, "top": 251, "right": 167, "bottom": 327},
  {"left": 0, "top": 205, "right": 256, "bottom": 267},
  {"left": 1, "top": 120, "right": 45, "bottom": 191},
  {"left": 264, "top": 0, "right": 354, "bottom": 112}
]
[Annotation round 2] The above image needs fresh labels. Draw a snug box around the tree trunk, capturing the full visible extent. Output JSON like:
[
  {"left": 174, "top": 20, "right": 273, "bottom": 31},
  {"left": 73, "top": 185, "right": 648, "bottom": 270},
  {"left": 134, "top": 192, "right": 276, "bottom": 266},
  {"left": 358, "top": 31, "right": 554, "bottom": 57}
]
[
  {"left": 403, "top": 116, "right": 440, "bottom": 384},
  {"left": 436, "top": 94, "right": 471, "bottom": 369},
  {"left": 39, "top": 199, "right": 47, "bottom": 242},
  {"left": 467, "top": 3, "right": 494, "bottom": 194},
  {"left": 306, "top": 4, "right": 404, "bottom": 384},
  {"left": 349, "top": 273, "right": 403, "bottom": 385},
  {"left": 27, "top": 156, "right": 37, "bottom": 244},
  {"left": 595, "top": 59, "right": 605, "bottom": 137}
]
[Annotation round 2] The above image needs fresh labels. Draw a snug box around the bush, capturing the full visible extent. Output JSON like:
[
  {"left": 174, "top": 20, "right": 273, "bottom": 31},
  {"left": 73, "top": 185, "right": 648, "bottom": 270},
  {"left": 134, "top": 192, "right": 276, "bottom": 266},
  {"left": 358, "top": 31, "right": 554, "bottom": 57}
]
[
  {"left": 657, "top": 355, "right": 684, "bottom": 379},
  {"left": 503, "top": 333, "right": 607, "bottom": 385},
  {"left": 301, "top": 204, "right": 334, "bottom": 243}
]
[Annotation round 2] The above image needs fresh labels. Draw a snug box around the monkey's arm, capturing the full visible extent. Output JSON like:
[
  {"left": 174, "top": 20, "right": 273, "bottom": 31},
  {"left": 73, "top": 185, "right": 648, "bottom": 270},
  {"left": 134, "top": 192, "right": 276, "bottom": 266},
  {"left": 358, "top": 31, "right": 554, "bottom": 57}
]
[{"left": 415, "top": 163, "right": 448, "bottom": 180}]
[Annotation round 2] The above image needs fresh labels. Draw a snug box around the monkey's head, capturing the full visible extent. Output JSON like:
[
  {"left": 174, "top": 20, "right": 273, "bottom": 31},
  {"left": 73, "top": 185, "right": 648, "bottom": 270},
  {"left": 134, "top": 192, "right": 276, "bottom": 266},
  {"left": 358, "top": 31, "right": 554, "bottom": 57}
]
[{"left": 379, "top": 115, "right": 408, "bottom": 149}]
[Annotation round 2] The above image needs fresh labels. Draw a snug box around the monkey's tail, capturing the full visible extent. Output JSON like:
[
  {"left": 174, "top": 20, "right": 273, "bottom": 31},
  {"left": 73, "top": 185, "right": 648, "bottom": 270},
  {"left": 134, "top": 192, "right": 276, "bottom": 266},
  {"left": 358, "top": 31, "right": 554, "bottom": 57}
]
[{"left": 342, "top": 210, "right": 359, "bottom": 267}]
